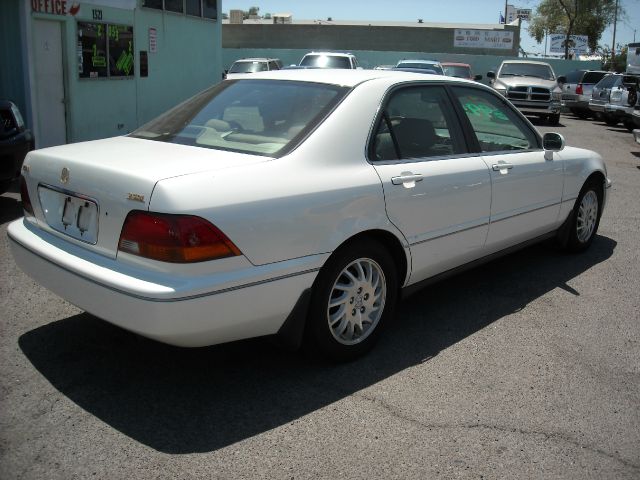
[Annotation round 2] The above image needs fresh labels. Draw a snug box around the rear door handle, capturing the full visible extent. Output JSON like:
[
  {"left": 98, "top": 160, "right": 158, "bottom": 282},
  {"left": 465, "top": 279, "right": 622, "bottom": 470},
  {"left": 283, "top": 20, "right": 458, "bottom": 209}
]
[
  {"left": 492, "top": 163, "right": 514, "bottom": 171},
  {"left": 391, "top": 173, "right": 423, "bottom": 185}
]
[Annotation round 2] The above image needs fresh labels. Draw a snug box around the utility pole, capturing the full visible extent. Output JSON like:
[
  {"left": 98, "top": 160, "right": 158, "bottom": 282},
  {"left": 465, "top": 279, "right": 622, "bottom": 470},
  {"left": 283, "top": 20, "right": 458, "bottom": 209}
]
[
  {"left": 611, "top": 0, "right": 618, "bottom": 67},
  {"left": 504, "top": 0, "right": 508, "bottom": 23}
]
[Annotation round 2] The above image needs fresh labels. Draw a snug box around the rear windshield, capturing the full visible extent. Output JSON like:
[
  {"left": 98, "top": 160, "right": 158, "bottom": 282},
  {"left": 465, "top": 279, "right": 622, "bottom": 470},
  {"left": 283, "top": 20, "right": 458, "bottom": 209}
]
[
  {"left": 442, "top": 65, "right": 471, "bottom": 78},
  {"left": 595, "top": 74, "right": 621, "bottom": 89},
  {"left": 131, "top": 80, "right": 349, "bottom": 157},
  {"left": 582, "top": 71, "right": 607, "bottom": 84},
  {"left": 499, "top": 63, "right": 555, "bottom": 80},
  {"left": 229, "top": 61, "right": 268, "bottom": 73},
  {"left": 564, "top": 70, "right": 586, "bottom": 83},
  {"left": 300, "top": 55, "right": 352, "bottom": 69}
]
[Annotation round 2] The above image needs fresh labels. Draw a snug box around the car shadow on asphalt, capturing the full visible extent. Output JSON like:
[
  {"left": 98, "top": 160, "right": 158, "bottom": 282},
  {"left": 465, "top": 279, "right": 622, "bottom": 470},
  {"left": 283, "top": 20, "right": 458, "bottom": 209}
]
[{"left": 18, "top": 235, "right": 616, "bottom": 454}]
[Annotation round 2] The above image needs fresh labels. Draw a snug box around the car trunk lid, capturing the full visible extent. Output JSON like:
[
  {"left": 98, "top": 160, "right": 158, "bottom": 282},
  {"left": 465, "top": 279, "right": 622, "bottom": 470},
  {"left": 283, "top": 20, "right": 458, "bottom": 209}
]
[{"left": 23, "top": 136, "right": 266, "bottom": 258}]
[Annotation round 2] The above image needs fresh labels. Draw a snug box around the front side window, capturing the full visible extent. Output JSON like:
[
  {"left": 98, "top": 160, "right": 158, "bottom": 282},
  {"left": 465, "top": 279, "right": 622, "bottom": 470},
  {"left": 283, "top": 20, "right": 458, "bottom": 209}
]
[
  {"left": 371, "top": 85, "right": 463, "bottom": 161},
  {"left": 452, "top": 87, "right": 539, "bottom": 152},
  {"left": 131, "top": 80, "right": 349, "bottom": 157}
]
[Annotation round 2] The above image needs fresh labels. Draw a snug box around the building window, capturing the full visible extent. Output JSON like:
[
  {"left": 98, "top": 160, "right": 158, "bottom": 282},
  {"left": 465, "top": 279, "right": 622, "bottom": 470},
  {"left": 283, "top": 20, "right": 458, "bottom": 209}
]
[
  {"left": 142, "top": 0, "right": 217, "bottom": 20},
  {"left": 164, "top": 0, "right": 183, "bottom": 13},
  {"left": 78, "top": 22, "right": 134, "bottom": 79},
  {"left": 142, "top": 0, "right": 163, "bottom": 9},
  {"left": 186, "top": 0, "right": 201, "bottom": 16}
]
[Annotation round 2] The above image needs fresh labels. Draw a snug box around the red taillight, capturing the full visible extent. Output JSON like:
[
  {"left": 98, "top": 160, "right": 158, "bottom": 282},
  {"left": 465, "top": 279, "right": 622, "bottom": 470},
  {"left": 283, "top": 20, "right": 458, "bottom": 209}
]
[
  {"left": 118, "top": 211, "right": 241, "bottom": 263},
  {"left": 19, "top": 176, "right": 34, "bottom": 216},
  {"left": 576, "top": 84, "right": 583, "bottom": 95}
]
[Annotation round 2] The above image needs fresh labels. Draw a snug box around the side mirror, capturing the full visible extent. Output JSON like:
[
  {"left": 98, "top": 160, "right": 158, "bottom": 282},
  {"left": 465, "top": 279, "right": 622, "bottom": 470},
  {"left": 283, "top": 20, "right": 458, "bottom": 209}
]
[
  {"left": 557, "top": 75, "right": 567, "bottom": 85},
  {"left": 543, "top": 132, "right": 565, "bottom": 152},
  {"left": 474, "top": 74, "right": 483, "bottom": 81},
  {"left": 487, "top": 71, "right": 495, "bottom": 79}
]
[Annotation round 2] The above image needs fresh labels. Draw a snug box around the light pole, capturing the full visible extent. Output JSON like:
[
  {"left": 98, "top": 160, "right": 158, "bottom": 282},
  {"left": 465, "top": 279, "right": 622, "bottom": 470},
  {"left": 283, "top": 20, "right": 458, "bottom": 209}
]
[{"left": 611, "top": 0, "right": 618, "bottom": 66}]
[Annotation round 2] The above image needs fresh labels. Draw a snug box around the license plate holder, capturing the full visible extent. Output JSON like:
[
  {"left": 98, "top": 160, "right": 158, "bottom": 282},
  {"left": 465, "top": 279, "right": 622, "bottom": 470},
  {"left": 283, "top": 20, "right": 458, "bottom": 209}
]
[{"left": 38, "top": 185, "right": 99, "bottom": 244}]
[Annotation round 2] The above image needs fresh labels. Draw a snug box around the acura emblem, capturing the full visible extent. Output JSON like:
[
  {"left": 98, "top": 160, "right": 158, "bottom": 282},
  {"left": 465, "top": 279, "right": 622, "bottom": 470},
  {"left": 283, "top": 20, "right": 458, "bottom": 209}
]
[{"left": 61, "top": 167, "right": 70, "bottom": 184}]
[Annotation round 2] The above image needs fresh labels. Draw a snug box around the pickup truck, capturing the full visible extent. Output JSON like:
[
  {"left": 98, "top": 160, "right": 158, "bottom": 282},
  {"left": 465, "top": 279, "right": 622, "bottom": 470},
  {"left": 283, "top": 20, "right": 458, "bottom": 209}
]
[{"left": 487, "top": 60, "right": 565, "bottom": 125}]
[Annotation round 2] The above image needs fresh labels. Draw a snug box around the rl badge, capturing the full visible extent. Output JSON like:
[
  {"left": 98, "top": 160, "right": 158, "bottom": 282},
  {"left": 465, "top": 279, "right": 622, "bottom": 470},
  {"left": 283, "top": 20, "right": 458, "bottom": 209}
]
[{"left": 60, "top": 167, "right": 70, "bottom": 184}]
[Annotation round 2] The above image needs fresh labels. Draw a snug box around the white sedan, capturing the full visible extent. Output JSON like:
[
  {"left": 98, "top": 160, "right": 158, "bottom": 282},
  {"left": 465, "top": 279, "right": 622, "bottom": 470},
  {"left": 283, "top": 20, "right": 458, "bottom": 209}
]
[{"left": 8, "top": 69, "right": 610, "bottom": 361}]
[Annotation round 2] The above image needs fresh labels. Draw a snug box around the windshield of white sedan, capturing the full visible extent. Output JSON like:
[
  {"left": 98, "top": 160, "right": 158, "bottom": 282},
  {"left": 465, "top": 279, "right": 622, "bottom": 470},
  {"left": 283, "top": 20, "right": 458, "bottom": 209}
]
[
  {"left": 131, "top": 80, "right": 348, "bottom": 156},
  {"left": 499, "top": 63, "right": 554, "bottom": 80}
]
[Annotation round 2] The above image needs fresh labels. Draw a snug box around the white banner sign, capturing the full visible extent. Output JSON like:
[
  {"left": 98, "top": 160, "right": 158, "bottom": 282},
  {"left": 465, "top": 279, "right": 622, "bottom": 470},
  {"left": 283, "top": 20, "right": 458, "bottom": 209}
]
[
  {"left": 506, "top": 5, "right": 531, "bottom": 22},
  {"left": 549, "top": 34, "right": 589, "bottom": 54},
  {"left": 454, "top": 30, "right": 514, "bottom": 49}
]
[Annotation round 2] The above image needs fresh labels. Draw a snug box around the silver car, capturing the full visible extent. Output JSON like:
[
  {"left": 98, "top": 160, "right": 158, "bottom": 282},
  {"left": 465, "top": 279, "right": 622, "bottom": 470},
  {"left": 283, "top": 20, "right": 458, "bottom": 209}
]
[
  {"left": 589, "top": 73, "right": 624, "bottom": 125},
  {"left": 561, "top": 70, "right": 608, "bottom": 118}
]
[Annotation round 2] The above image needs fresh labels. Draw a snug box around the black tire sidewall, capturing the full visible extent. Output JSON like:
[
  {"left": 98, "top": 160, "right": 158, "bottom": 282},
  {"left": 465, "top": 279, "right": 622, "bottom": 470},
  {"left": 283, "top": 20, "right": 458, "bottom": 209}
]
[{"left": 306, "top": 239, "right": 398, "bottom": 361}]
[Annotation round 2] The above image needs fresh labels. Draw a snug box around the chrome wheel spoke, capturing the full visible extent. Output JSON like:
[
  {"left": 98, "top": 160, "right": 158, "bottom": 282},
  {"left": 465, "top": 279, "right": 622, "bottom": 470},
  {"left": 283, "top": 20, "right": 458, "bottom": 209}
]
[
  {"left": 576, "top": 190, "right": 598, "bottom": 243},
  {"left": 327, "top": 257, "right": 387, "bottom": 346}
]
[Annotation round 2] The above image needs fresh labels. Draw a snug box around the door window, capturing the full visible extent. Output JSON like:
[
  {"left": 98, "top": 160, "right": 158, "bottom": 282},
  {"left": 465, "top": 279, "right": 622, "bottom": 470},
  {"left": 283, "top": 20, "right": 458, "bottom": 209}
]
[
  {"left": 452, "top": 87, "right": 539, "bottom": 152},
  {"left": 371, "top": 85, "right": 464, "bottom": 161}
]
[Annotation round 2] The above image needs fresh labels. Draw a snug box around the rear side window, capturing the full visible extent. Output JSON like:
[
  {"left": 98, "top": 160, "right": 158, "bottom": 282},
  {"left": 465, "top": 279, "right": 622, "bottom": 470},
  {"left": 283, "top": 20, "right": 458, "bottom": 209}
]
[
  {"left": 370, "top": 85, "right": 464, "bottom": 161},
  {"left": 582, "top": 71, "right": 607, "bottom": 84},
  {"left": 131, "top": 80, "right": 349, "bottom": 157},
  {"left": 229, "top": 61, "right": 268, "bottom": 73},
  {"left": 452, "top": 86, "right": 539, "bottom": 152}
]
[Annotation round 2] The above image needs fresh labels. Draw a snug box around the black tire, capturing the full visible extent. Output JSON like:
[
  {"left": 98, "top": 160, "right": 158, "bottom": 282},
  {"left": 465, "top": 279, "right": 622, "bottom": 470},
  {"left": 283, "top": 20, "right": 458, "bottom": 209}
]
[
  {"left": 623, "top": 118, "right": 635, "bottom": 132},
  {"left": 548, "top": 113, "right": 561, "bottom": 126},
  {"left": 563, "top": 180, "right": 603, "bottom": 252},
  {"left": 305, "top": 239, "right": 398, "bottom": 362},
  {"left": 628, "top": 89, "right": 638, "bottom": 107},
  {"left": 604, "top": 115, "right": 619, "bottom": 126}
]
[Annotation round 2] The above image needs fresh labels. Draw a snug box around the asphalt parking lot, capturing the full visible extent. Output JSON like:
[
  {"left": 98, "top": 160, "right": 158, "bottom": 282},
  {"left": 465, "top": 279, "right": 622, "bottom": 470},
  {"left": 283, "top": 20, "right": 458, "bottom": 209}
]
[{"left": 1, "top": 115, "right": 639, "bottom": 479}]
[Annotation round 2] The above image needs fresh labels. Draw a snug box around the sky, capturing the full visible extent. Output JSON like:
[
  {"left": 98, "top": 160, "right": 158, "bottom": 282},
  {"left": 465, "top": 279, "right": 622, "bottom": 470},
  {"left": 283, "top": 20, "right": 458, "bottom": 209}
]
[{"left": 222, "top": 0, "right": 640, "bottom": 56}]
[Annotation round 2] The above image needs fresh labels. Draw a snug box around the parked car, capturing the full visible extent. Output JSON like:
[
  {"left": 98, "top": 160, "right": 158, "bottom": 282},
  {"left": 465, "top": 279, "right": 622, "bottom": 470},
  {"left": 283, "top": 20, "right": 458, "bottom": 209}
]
[
  {"left": 9, "top": 70, "right": 610, "bottom": 361},
  {"left": 604, "top": 74, "right": 640, "bottom": 131},
  {"left": 299, "top": 52, "right": 360, "bottom": 69},
  {"left": 1, "top": 100, "right": 34, "bottom": 195},
  {"left": 588, "top": 73, "right": 624, "bottom": 125},
  {"left": 396, "top": 59, "right": 444, "bottom": 75},
  {"left": 225, "top": 58, "right": 282, "bottom": 79},
  {"left": 441, "top": 62, "right": 482, "bottom": 81},
  {"left": 561, "top": 69, "right": 608, "bottom": 118},
  {"left": 487, "top": 60, "right": 565, "bottom": 125}
]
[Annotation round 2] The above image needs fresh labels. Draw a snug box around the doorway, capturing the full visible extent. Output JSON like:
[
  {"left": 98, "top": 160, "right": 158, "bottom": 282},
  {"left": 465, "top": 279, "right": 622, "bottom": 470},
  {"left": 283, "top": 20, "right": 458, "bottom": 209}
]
[{"left": 32, "top": 19, "right": 67, "bottom": 148}]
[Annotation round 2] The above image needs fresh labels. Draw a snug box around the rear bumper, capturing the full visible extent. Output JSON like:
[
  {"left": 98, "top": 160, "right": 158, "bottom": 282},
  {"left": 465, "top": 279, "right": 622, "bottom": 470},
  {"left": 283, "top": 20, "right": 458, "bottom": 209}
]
[
  {"left": 604, "top": 103, "right": 634, "bottom": 117},
  {"left": 8, "top": 218, "right": 320, "bottom": 347}
]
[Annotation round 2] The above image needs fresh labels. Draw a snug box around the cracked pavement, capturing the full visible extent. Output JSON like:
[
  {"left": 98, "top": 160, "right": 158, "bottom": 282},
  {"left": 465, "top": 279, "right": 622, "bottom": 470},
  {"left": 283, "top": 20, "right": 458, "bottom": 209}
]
[{"left": 1, "top": 115, "right": 639, "bottom": 479}]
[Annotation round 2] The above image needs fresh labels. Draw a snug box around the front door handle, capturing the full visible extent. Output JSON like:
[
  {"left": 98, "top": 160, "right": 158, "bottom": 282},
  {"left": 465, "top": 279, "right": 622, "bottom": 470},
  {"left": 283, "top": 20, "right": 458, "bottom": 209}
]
[
  {"left": 492, "top": 163, "right": 514, "bottom": 171},
  {"left": 391, "top": 173, "right": 423, "bottom": 185}
]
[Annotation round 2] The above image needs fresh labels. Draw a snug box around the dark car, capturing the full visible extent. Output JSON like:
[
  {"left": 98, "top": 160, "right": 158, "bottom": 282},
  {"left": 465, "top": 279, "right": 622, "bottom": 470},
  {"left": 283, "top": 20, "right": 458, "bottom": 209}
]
[
  {"left": 562, "top": 69, "right": 608, "bottom": 118},
  {"left": 1, "top": 101, "right": 34, "bottom": 194}
]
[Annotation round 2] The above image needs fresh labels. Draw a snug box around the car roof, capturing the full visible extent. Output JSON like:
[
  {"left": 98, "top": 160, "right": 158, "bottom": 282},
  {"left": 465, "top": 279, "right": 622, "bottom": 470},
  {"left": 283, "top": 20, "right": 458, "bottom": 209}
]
[
  {"left": 302, "top": 52, "right": 355, "bottom": 58},
  {"left": 225, "top": 68, "right": 475, "bottom": 87},
  {"left": 501, "top": 60, "right": 552, "bottom": 66},
  {"left": 441, "top": 62, "right": 471, "bottom": 67},
  {"left": 233, "top": 58, "right": 279, "bottom": 63},
  {"left": 397, "top": 59, "right": 441, "bottom": 64}
]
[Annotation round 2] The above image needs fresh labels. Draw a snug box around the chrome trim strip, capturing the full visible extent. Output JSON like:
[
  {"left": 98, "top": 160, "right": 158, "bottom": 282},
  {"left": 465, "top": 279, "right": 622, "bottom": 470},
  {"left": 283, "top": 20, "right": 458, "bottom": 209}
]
[
  {"left": 410, "top": 221, "right": 489, "bottom": 246},
  {"left": 490, "top": 200, "right": 562, "bottom": 224},
  {"left": 9, "top": 235, "right": 319, "bottom": 303},
  {"left": 409, "top": 200, "right": 563, "bottom": 247}
]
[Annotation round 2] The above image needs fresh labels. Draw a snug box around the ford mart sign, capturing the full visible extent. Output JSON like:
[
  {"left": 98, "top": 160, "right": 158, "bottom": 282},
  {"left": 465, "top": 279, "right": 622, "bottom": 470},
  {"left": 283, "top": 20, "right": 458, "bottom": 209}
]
[{"left": 549, "top": 34, "right": 589, "bottom": 54}]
